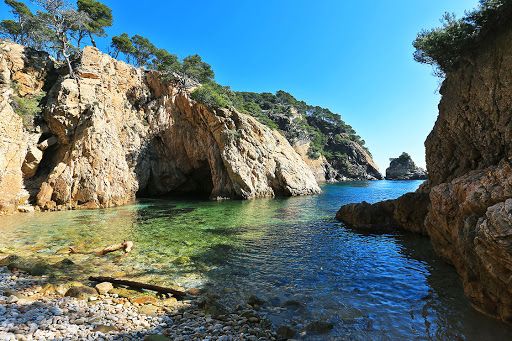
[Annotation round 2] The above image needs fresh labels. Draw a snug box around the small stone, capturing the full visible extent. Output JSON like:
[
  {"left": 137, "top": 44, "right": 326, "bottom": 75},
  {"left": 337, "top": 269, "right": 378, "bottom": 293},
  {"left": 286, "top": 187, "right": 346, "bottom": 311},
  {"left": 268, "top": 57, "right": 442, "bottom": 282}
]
[
  {"left": 65, "top": 286, "right": 97, "bottom": 300},
  {"left": 50, "top": 307, "right": 63, "bottom": 316},
  {"left": 74, "top": 318, "right": 86, "bottom": 325},
  {"left": 95, "top": 282, "right": 113, "bottom": 295},
  {"left": 144, "top": 335, "right": 171, "bottom": 341},
  {"left": 186, "top": 288, "right": 201, "bottom": 296},
  {"left": 92, "top": 325, "right": 117, "bottom": 333},
  {"left": 138, "top": 304, "right": 159, "bottom": 316},
  {"left": 131, "top": 296, "right": 158, "bottom": 305},
  {"left": 248, "top": 317, "right": 259, "bottom": 323},
  {"left": 6, "top": 295, "right": 18, "bottom": 303},
  {"left": 247, "top": 295, "right": 265, "bottom": 307}
]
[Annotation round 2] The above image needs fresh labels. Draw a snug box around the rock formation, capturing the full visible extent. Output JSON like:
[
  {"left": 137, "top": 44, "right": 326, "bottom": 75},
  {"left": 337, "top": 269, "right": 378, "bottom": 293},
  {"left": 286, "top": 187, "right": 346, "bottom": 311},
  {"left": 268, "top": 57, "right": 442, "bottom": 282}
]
[
  {"left": 385, "top": 152, "right": 427, "bottom": 180},
  {"left": 0, "top": 42, "right": 321, "bottom": 213},
  {"left": 234, "top": 91, "right": 383, "bottom": 181},
  {"left": 337, "top": 23, "right": 512, "bottom": 322}
]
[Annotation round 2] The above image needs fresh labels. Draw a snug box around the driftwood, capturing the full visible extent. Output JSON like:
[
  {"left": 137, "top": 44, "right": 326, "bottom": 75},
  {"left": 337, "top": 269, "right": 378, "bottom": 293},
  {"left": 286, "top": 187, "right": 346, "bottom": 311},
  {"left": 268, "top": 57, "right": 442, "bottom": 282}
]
[
  {"left": 89, "top": 276, "right": 186, "bottom": 299},
  {"left": 66, "top": 241, "right": 134, "bottom": 256},
  {"left": 99, "top": 241, "right": 134, "bottom": 255}
]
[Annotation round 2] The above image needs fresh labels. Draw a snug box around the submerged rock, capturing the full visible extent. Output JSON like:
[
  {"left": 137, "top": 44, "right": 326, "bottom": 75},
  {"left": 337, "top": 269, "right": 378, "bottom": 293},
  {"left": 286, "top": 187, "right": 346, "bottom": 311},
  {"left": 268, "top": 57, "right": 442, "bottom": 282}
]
[
  {"left": 305, "top": 321, "right": 334, "bottom": 333},
  {"left": 385, "top": 152, "right": 427, "bottom": 180},
  {"left": 277, "top": 325, "right": 296, "bottom": 339}
]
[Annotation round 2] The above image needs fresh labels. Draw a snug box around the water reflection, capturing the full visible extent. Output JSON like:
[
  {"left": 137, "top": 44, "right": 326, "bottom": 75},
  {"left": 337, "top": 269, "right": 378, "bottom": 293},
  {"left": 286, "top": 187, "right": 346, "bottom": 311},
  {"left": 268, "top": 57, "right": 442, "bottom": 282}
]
[{"left": 0, "top": 181, "right": 511, "bottom": 339}]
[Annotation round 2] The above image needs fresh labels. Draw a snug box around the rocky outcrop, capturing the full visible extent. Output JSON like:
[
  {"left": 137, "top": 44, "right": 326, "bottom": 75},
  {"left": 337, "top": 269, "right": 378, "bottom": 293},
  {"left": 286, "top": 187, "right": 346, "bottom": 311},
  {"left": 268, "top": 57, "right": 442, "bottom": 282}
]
[
  {"left": 336, "top": 190, "right": 429, "bottom": 235},
  {"left": 0, "top": 42, "right": 320, "bottom": 213},
  {"left": 337, "top": 23, "right": 512, "bottom": 322},
  {"left": 385, "top": 152, "right": 427, "bottom": 180}
]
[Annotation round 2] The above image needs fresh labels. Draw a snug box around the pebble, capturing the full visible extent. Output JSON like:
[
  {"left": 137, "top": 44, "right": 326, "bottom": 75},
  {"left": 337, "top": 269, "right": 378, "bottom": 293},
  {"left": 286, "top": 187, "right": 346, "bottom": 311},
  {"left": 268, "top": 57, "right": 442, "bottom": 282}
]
[{"left": 0, "top": 267, "right": 276, "bottom": 340}]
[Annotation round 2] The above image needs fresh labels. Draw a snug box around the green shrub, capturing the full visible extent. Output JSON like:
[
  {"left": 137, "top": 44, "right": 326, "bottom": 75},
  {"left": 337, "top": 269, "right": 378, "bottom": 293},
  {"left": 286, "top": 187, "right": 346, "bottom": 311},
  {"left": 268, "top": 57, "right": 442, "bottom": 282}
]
[
  {"left": 11, "top": 90, "right": 46, "bottom": 127},
  {"left": 413, "top": 0, "right": 512, "bottom": 75},
  {"left": 190, "top": 82, "right": 232, "bottom": 109}
]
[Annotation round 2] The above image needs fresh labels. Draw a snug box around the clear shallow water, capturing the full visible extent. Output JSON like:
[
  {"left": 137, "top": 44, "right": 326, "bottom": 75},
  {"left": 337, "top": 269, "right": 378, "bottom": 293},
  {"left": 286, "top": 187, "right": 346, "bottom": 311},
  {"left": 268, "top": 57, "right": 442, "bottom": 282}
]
[{"left": 1, "top": 180, "right": 512, "bottom": 339}]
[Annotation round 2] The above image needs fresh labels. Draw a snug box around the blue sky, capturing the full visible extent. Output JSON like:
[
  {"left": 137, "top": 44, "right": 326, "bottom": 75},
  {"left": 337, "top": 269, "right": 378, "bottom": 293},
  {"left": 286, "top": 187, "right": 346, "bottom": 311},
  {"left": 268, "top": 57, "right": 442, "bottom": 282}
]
[{"left": 1, "top": 0, "right": 479, "bottom": 170}]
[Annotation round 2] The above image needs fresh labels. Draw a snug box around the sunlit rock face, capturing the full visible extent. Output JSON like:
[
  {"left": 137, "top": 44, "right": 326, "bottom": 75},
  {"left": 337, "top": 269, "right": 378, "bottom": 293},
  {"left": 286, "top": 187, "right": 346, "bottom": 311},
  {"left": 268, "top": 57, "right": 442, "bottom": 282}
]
[
  {"left": 338, "top": 25, "right": 512, "bottom": 322},
  {"left": 0, "top": 42, "right": 320, "bottom": 213},
  {"left": 0, "top": 43, "right": 54, "bottom": 214}
]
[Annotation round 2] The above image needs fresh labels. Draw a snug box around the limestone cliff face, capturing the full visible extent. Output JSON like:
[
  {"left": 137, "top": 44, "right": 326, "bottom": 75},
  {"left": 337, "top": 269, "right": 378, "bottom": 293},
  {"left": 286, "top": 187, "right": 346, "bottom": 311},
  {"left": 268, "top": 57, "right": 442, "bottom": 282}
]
[
  {"left": 0, "top": 43, "right": 54, "bottom": 213},
  {"left": 385, "top": 152, "right": 427, "bottom": 180},
  {"left": 337, "top": 25, "right": 512, "bottom": 322},
  {"left": 0, "top": 42, "right": 320, "bottom": 213}
]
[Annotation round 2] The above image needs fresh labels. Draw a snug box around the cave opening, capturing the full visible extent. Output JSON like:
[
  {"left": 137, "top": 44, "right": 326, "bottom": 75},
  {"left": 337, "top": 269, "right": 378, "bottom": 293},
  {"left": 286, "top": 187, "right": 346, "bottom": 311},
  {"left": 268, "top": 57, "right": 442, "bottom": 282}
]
[{"left": 136, "top": 161, "right": 215, "bottom": 200}]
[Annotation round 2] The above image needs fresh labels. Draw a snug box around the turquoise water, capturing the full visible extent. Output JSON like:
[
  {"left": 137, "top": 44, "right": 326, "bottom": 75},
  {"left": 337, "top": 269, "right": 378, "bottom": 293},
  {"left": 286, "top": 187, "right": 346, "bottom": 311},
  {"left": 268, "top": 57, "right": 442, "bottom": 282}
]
[{"left": 1, "top": 180, "right": 512, "bottom": 339}]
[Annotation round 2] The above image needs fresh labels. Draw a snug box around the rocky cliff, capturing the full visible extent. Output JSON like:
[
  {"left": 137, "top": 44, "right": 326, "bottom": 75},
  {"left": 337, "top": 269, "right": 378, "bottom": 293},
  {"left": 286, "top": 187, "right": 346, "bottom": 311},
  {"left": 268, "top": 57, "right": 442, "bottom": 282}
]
[
  {"left": 385, "top": 152, "right": 427, "bottom": 180},
  {"left": 234, "top": 91, "right": 382, "bottom": 181},
  {"left": 0, "top": 42, "right": 320, "bottom": 213},
  {"left": 337, "top": 23, "right": 512, "bottom": 322}
]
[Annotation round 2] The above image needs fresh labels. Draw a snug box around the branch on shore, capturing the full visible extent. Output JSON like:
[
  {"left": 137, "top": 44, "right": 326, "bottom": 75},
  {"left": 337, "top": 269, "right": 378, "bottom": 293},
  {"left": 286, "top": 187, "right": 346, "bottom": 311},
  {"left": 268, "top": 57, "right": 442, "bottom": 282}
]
[
  {"left": 89, "top": 276, "right": 186, "bottom": 299},
  {"left": 98, "top": 241, "right": 134, "bottom": 255},
  {"left": 66, "top": 241, "right": 134, "bottom": 256}
]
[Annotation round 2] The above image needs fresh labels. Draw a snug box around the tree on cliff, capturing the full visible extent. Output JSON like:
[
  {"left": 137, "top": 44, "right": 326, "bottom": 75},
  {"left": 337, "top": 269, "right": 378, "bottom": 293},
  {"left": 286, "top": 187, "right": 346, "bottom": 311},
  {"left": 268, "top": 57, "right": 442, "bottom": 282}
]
[
  {"left": 0, "top": 0, "right": 33, "bottom": 45},
  {"left": 32, "top": 0, "right": 91, "bottom": 76},
  {"left": 182, "top": 54, "right": 214, "bottom": 83},
  {"left": 414, "top": 0, "right": 512, "bottom": 76},
  {"left": 130, "top": 34, "right": 157, "bottom": 67},
  {"left": 110, "top": 33, "right": 135, "bottom": 60},
  {"left": 75, "top": 0, "right": 113, "bottom": 48}
]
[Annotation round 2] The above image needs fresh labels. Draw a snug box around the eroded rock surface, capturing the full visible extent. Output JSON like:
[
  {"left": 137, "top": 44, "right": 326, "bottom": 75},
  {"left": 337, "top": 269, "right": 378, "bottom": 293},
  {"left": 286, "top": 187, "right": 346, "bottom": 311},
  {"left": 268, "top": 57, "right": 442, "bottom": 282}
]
[
  {"left": 0, "top": 42, "right": 320, "bottom": 213},
  {"left": 0, "top": 43, "right": 54, "bottom": 213},
  {"left": 337, "top": 23, "right": 512, "bottom": 322}
]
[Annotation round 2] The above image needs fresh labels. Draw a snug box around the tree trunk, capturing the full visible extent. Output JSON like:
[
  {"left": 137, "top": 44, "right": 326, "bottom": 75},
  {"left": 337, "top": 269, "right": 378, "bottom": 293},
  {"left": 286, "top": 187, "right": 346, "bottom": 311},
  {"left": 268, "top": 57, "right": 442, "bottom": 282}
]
[{"left": 89, "top": 32, "right": 97, "bottom": 48}]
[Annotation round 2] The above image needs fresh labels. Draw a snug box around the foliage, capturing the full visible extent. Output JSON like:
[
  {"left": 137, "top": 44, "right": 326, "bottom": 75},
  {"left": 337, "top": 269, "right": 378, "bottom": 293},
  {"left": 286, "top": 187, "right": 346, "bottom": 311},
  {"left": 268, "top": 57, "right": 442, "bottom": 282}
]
[
  {"left": 110, "top": 33, "right": 134, "bottom": 60},
  {"left": 76, "top": 0, "right": 112, "bottom": 47},
  {"left": 153, "top": 48, "right": 180, "bottom": 73},
  {"left": 182, "top": 54, "right": 214, "bottom": 83},
  {"left": 224, "top": 90, "right": 369, "bottom": 162},
  {"left": 413, "top": 0, "right": 512, "bottom": 75},
  {"left": 190, "top": 82, "right": 232, "bottom": 109},
  {"left": 0, "top": 0, "right": 33, "bottom": 45},
  {"left": 129, "top": 34, "right": 156, "bottom": 67},
  {"left": 11, "top": 90, "right": 46, "bottom": 127}
]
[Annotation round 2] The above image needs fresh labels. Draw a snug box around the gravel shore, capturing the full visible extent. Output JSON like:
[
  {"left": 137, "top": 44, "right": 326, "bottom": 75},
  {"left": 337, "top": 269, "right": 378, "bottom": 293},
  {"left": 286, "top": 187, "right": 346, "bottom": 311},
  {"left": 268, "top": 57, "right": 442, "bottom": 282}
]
[{"left": 0, "top": 267, "right": 277, "bottom": 340}]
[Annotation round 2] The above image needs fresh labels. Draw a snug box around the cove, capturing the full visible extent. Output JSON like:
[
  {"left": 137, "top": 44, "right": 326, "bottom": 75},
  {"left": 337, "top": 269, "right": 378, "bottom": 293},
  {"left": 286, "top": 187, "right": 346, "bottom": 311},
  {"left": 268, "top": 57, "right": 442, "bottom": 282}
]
[{"left": 1, "top": 181, "right": 511, "bottom": 339}]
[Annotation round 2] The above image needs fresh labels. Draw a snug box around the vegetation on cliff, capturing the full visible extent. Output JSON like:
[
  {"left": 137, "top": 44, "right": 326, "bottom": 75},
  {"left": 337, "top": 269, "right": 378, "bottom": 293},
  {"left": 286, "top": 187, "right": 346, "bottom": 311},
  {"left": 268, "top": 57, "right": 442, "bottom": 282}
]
[
  {"left": 413, "top": 0, "right": 512, "bottom": 76},
  {"left": 0, "top": 0, "right": 375, "bottom": 179}
]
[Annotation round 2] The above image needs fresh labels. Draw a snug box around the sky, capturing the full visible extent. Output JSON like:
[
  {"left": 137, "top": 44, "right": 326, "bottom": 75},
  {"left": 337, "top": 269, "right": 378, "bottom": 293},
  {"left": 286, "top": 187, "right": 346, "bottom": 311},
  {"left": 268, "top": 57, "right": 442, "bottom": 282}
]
[{"left": 1, "top": 0, "right": 480, "bottom": 171}]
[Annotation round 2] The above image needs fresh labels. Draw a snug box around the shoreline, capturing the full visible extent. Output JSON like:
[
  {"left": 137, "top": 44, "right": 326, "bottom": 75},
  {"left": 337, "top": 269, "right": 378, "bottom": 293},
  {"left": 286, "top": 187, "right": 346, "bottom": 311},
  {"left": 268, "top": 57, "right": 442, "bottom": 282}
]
[{"left": 0, "top": 266, "right": 277, "bottom": 340}]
